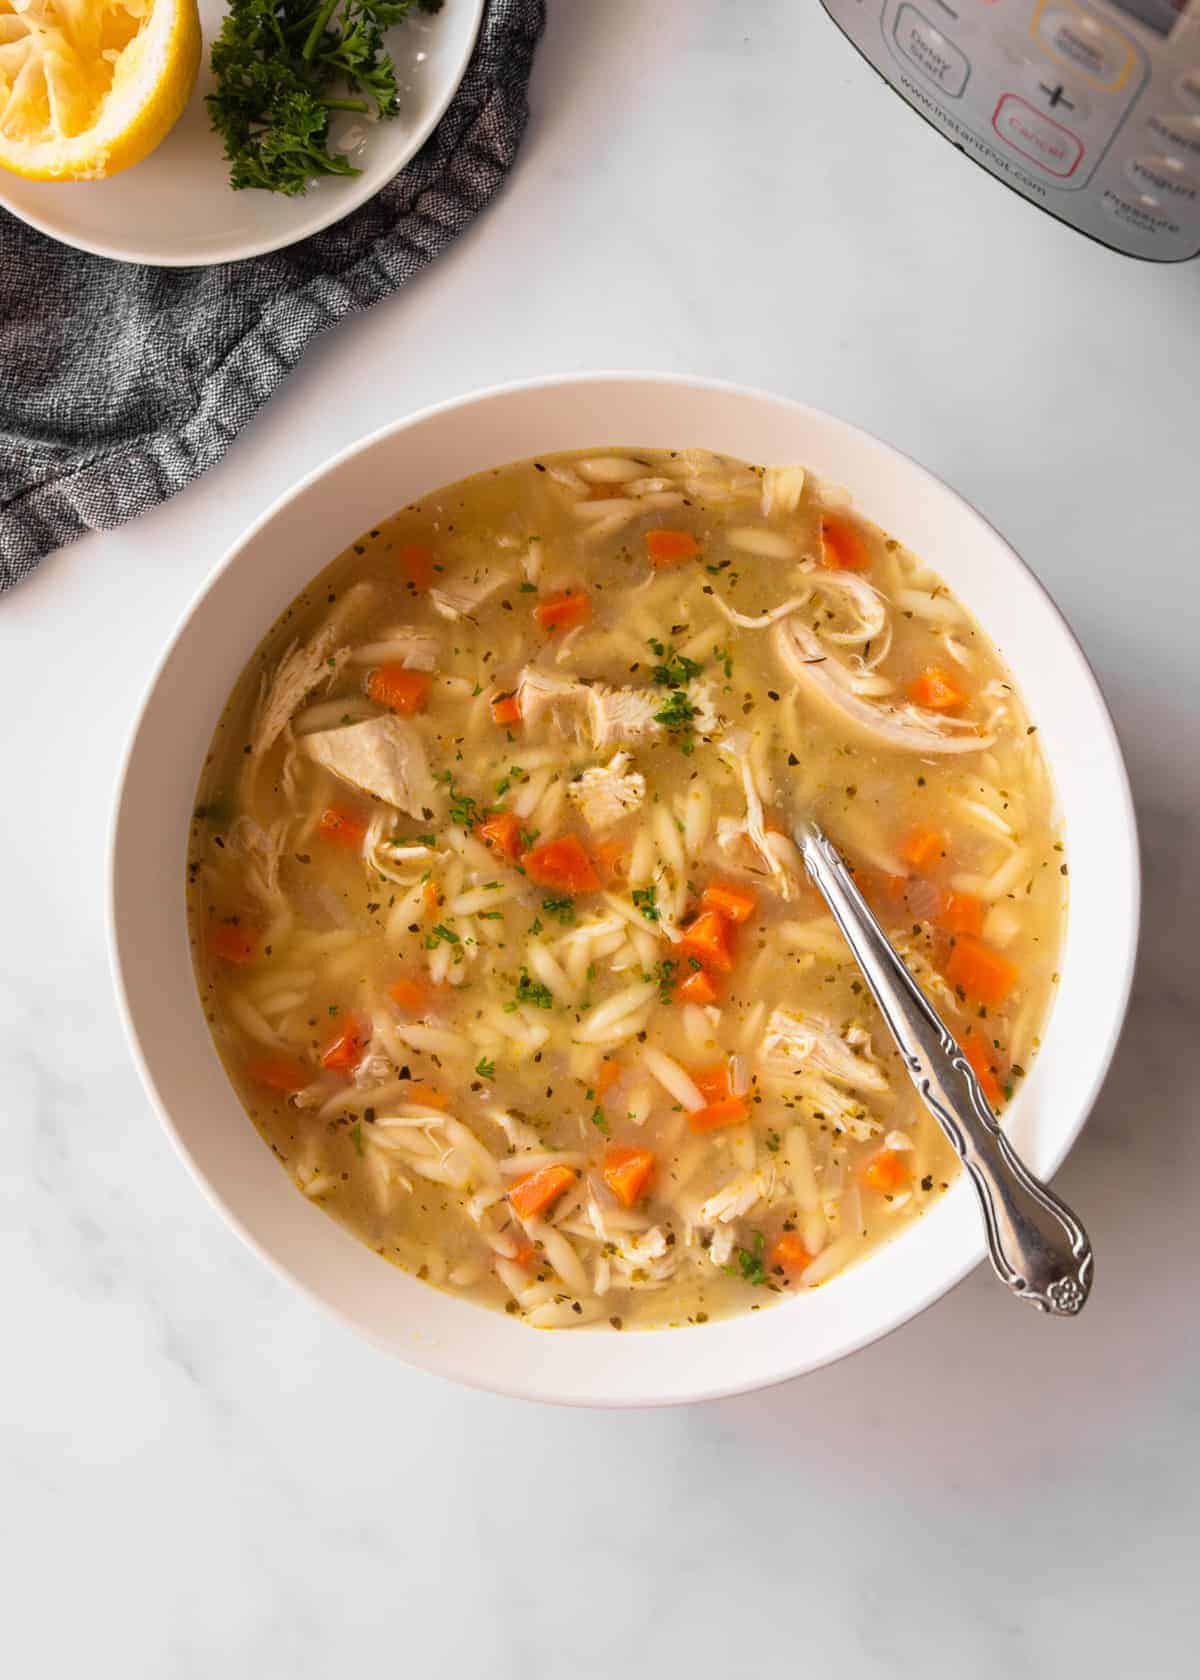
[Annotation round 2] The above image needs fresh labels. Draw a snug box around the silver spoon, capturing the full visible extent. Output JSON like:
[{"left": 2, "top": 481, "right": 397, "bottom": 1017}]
[{"left": 795, "top": 819, "right": 1094, "bottom": 1316}]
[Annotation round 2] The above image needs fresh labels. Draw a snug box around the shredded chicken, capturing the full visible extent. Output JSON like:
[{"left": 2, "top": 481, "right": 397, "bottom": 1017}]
[
  {"left": 515, "top": 668, "right": 663, "bottom": 753},
  {"left": 773, "top": 616, "right": 994, "bottom": 754},
  {"left": 714, "top": 734, "right": 803, "bottom": 899},
  {"left": 698, "top": 1170, "right": 771, "bottom": 1226},
  {"left": 227, "top": 815, "right": 288, "bottom": 906},
  {"left": 760, "top": 1007, "right": 890, "bottom": 1093},
  {"left": 245, "top": 582, "right": 376, "bottom": 769},
  {"left": 430, "top": 570, "right": 511, "bottom": 623},
  {"left": 301, "top": 715, "right": 440, "bottom": 817},
  {"left": 567, "top": 752, "right": 646, "bottom": 830}
]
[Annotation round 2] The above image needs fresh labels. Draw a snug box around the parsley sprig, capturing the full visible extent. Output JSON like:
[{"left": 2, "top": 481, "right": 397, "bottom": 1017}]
[{"left": 208, "top": 1, "right": 442, "bottom": 197}]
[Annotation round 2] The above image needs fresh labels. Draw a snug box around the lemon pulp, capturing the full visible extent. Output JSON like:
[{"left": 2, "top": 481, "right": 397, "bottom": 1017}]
[{"left": 0, "top": 0, "right": 201, "bottom": 181}]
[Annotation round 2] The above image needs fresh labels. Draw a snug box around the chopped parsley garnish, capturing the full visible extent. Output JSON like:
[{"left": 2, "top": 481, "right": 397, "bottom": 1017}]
[
  {"left": 653, "top": 689, "right": 697, "bottom": 732},
  {"left": 632, "top": 885, "right": 661, "bottom": 923},
  {"left": 507, "top": 969, "right": 553, "bottom": 1010},
  {"left": 648, "top": 639, "right": 703, "bottom": 689},
  {"left": 726, "top": 1230, "right": 769, "bottom": 1287},
  {"left": 494, "top": 765, "right": 528, "bottom": 799},
  {"left": 590, "top": 1106, "right": 610, "bottom": 1136},
  {"left": 435, "top": 770, "right": 479, "bottom": 829},
  {"left": 425, "top": 923, "right": 460, "bottom": 948},
  {"left": 475, "top": 1056, "right": 496, "bottom": 1080},
  {"left": 653, "top": 957, "right": 679, "bottom": 1002},
  {"left": 348, "top": 1122, "right": 365, "bottom": 1158},
  {"left": 540, "top": 895, "right": 575, "bottom": 925}
]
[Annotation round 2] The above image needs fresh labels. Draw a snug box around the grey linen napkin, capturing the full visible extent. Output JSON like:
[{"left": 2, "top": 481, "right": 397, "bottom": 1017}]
[{"left": 0, "top": 0, "right": 545, "bottom": 593}]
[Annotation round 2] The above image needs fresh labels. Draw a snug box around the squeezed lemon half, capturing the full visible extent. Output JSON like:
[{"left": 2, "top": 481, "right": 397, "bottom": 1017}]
[{"left": 0, "top": 0, "right": 201, "bottom": 182}]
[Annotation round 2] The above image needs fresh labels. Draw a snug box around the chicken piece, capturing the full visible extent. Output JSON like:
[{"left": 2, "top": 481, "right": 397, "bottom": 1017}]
[
  {"left": 687, "top": 678, "right": 725, "bottom": 740},
  {"left": 301, "top": 716, "right": 440, "bottom": 818},
  {"left": 516, "top": 668, "right": 663, "bottom": 752},
  {"left": 246, "top": 581, "right": 377, "bottom": 765},
  {"left": 773, "top": 616, "right": 994, "bottom": 755},
  {"left": 760, "top": 1007, "right": 890, "bottom": 1093},
  {"left": 430, "top": 569, "right": 511, "bottom": 623},
  {"left": 227, "top": 815, "right": 288, "bottom": 907},
  {"left": 566, "top": 752, "right": 646, "bottom": 831},
  {"left": 714, "top": 735, "right": 803, "bottom": 899},
  {"left": 698, "top": 1171, "right": 770, "bottom": 1226}
]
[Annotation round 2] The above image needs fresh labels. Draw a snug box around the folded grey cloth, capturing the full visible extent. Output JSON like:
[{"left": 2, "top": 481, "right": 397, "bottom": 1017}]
[{"left": 0, "top": 0, "right": 544, "bottom": 593}]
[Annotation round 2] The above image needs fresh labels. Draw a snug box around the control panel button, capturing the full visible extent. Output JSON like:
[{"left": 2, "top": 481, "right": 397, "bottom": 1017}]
[
  {"left": 1127, "top": 153, "right": 1199, "bottom": 205},
  {"left": 1102, "top": 189, "right": 1183, "bottom": 239},
  {"left": 892, "top": 4, "right": 969, "bottom": 99},
  {"left": 1017, "top": 55, "right": 1090, "bottom": 119},
  {"left": 1146, "top": 112, "right": 1200, "bottom": 158},
  {"left": 993, "top": 93, "right": 1083, "bottom": 177},
  {"left": 1034, "top": 7, "right": 1133, "bottom": 91}
]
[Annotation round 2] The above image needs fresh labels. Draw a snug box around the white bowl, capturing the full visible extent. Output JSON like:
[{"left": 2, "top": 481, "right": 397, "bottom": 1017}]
[{"left": 110, "top": 374, "right": 1139, "bottom": 1405}]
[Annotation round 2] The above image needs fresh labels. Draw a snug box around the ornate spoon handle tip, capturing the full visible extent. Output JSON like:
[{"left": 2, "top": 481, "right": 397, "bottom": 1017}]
[{"left": 795, "top": 820, "right": 1093, "bottom": 1317}]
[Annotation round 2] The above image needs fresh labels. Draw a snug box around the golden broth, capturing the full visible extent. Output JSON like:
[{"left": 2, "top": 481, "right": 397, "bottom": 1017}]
[{"left": 187, "top": 449, "right": 1065, "bottom": 1330}]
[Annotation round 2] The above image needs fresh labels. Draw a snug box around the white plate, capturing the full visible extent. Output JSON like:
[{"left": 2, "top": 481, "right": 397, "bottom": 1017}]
[
  {"left": 110, "top": 374, "right": 1140, "bottom": 1406},
  {"left": 0, "top": 0, "right": 485, "bottom": 267}
]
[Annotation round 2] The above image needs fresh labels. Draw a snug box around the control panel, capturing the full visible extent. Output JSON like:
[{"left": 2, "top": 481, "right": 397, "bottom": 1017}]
[{"left": 820, "top": 0, "right": 1200, "bottom": 260}]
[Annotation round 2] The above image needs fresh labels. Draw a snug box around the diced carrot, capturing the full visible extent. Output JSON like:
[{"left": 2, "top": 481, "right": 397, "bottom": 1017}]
[
  {"left": 700, "top": 878, "right": 758, "bottom": 924},
  {"left": 402, "top": 1083, "right": 449, "bottom": 1110},
  {"left": 820, "top": 514, "right": 870, "bottom": 572},
  {"left": 246, "top": 1054, "right": 310, "bottom": 1095},
  {"left": 769, "top": 1232, "right": 812, "bottom": 1277},
  {"left": 693, "top": 1063, "right": 732, "bottom": 1105},
  {"left": 523, "top": 834, "right": 600, "bottom": 894},
  {"left": 477, "top": 810, "right": 522, "bottom": 862},
  {"left": 863, "top": 1148, "right": 909, "bottom": 1194},
  {"left": 901, "top": 825, "right": 946, "bottom": 872},
  {"left": 908, "top": 666, "right": 964, "bottom": 711},
  {"left": 645, "top": 528, "right": 700, "bottom": 567},
  {"left": 388, "top": 977, "right": 427, "bottom": 1014},
  {"left": 939, "top": 890, "right": 985, "bottom": 937},
  {"left": 690, "top": 1095, "right": 750, "bottom": 1133},
  {"left": 511, "top": 1242, "right": 536, "bottom": 1268},
  {"left": 593, "top": 839, "right": 628, "bottom": 884},
  {"left": 679, "top": 909, "right": 736, "bottom": 974},
  {"left": 321, "top": 1016, "right": 366, "bottom": 1073},
  {"left": 398, "top": 542, "right": 434, "bottom": 591},
  {"left": 490, "top": 692, "right": 522, "bottom": 727},
  {"left": 367, "top": 664, "right": 432, "bottom": 715},
  {"left": 602, "top": 1145, "right": 656, "bottom": 1208},
  {"left": 209, "top": 919, "right": 259, "bottom": 965},
  {"left": 962, "top": 1031, "right": 1004, "bottom": 1107},
  {"left": 534, "top": 590, "right": 591, "bottom": 633},
  {"left": 596, "top": 1060, "right": 621, "bottom": 1095},
  {"left": 675, "top": 968, "right": 719, "bottom": 1006},
  {"left": 422, "top": 880, "right": 441, "bottom": 916},
  {"left": 944, "top": 933, "right": 1019, "bottom": 1007},
  {"left": 857, "top": 867, "right": 908, "bottom": 912},
  {"left": 317, "top": 803, "right": 367, "bottom": 847},
  {"left": 508, "top": 1164, "right": 577, "bottom": 1220}
]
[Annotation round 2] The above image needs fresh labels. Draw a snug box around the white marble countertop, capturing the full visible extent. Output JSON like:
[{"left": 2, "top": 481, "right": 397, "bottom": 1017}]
[{"left": 3, "top": 3, "right": 1198, "bottom": 1674}]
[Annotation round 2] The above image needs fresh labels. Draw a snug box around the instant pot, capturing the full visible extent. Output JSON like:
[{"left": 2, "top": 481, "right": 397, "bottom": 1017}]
[{"left": 820, "top": 0, "right": 1199, "bottom": 259}]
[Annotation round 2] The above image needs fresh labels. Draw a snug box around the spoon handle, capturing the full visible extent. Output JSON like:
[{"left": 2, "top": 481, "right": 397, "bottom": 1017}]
[{"left": 795, "top": 821, "right": 1094, "bottom": 1317}]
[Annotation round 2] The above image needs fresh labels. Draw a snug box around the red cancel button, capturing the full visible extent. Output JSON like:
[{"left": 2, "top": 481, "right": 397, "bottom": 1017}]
[{"left": 992, "top": 93, "right": 1083, "bottom": 178}]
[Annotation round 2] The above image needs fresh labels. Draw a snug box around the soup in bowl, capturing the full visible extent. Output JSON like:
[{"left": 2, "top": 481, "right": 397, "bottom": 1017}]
[{"left": 112, "top": 376, "right": 1137, "bottom": 1403}]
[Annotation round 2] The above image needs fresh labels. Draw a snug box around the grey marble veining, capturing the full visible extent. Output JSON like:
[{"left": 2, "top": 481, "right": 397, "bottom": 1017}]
[{"left": 2, "top": 3, "right": 1197, "bottom": 1675}]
